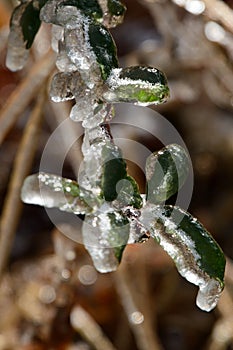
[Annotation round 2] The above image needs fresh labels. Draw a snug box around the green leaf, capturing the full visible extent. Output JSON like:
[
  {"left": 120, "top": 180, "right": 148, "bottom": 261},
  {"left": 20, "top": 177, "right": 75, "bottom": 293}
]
[
  {"left": 60, "top": 0, "right": 103, "bottom": 21},
  {"left": 103, "top": 66, "right": 169, "bottom": 105},
  {"left": 88, "top": 21, "right": 119, "bottom": 80},
  {"left": 114, "top": 175, "right": 143, "bottom": 209},
  {"left": 21, "top": 173, "right": 92, "bottom": 214},
  {"left": 146, "top": 144, "right": 190, "bottom": 204},
  {"left": 140, "top": 204, "right": 226, "bottom": 311},
  {"left": 101, "top": 142, "right": 127, "bottom": 201},
  {"left": 82, "top": 211, "right": 129, "bottom": 272}
]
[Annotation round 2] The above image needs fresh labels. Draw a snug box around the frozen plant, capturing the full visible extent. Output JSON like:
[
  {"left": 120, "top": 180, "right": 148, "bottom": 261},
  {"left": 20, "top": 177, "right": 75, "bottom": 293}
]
[{"left": 7, "top": 0, "right": 225, "bottom": 312}]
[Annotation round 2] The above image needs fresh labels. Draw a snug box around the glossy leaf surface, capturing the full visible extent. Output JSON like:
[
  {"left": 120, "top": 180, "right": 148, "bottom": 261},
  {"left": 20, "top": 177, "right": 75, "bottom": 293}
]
[
  {"left": 88, "top": 22, "right": 118, "bottom": 80},
  {"left": 103, "top": 66, "right": 169, "bottom": 105},
  {"left": 146, "top": 144, "right": 190, "bottom": 204},
  {"left": 101, "top": 143, "right": 127, "bottom": 201},
  {"left": 60, "top": 0, "right": 103, "bottom": 20}
]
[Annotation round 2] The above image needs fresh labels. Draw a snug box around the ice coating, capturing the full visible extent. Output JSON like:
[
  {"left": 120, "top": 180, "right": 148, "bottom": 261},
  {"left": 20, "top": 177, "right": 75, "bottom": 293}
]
[
  {"left": 103, "top": 66, "right": 170, "bottom": 106},
  {"left": 146, "top": 144, "right": 190, "bottom": 204},
  {"left": 21, "top": 173, "right": 91, "bottom": 214},
  {"left": 79, "top": 125, "right": 115, "bottom": 193},
  {"left": 6, "top": 3, "right": 29, "bottom": 71},
  {"left": 82, "top": 213, "right": 119, "bottom": 273},
  {"left": 139, "top": 204, "right": 225, "bottom": 311},
  {"left": 82, "top": 209, "right": 129, "bottom": 273}
]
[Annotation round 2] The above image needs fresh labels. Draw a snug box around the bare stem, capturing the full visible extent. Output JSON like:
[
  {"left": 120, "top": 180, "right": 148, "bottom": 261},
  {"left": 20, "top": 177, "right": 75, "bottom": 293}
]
[
  {"left": 0, "top": 50, "right": 55, "bottom": 145},
  {"left": 0, "top": 90, "right": 46, "bottom": 281}
]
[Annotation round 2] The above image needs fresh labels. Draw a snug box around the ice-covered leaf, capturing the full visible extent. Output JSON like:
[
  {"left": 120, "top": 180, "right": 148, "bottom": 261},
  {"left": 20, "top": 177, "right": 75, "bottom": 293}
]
[
  {"left": 21, "top": 0, "right": 48, "bottom": 49},
  {"left": 82, "top": 210, "right": 129, "bottom": 272},
  {"left": 7, "top": 0, "right": 48, "bottom": 70},
  {"left": 40, "top": 0, "right": 103, "bottom": 23},
  {"left": 60, "top": 0, "right": 103, "bottom": 21},
  {"left": 103, "top": 66, "right": 169, "bottom": 105},
  {"left": 101, "top": 142, "right": 127, "bottom": 201},
  {"left": 88, "top": 21, "right": 118, "bottom": 80},
  {"left": 140, "top": 204, "right": 226, "bottom": 311},
  {"left": 21, "top": 173, "right": 91, "bottom": 214},
  {"left": 114, "top": 176, "right": 143, "bottom": 209},
  {"left": 146, "top": 144, "right": 190, "bottom": 204}
]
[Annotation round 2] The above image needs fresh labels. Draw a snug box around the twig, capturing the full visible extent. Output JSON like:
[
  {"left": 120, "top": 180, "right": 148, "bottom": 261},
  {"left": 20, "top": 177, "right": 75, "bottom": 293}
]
[
  {"left": 70, "top": 305, "right": 117, "bottom": 350},
  {"left": 0, "top": 90, "right": 46, "bottom": 281},
  {"left": 0, "top": 49, "right": 55, "bottom": 145}
]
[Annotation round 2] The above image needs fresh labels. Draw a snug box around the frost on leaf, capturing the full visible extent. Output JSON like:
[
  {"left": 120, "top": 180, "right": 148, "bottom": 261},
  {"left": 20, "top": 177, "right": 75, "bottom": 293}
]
[
  {"left": 82, "top": 210, "right": 129, "bottom": 272},
  {"left": 103, "top": 66, "right": 170, "bottom": 105},
  {"left": 140, "top": 204, "right": 225, "bottom": 312},
  {"left": 146, "top": 144, "right": 190, "bottom": 204},
  {"left": 21, "top": 173, "right": 91, "bottom": 214}
]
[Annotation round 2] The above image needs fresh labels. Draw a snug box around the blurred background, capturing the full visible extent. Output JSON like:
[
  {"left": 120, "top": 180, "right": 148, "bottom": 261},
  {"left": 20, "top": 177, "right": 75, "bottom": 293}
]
[{"left": 0, "top": 0, "right": 233, "bottom": 349}]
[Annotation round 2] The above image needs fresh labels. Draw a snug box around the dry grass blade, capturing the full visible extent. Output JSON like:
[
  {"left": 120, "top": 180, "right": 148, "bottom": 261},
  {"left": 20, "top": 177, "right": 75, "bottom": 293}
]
[
  {"left": 115, "top": 259, "right": 163, "bottom": 350},
  {"left": 0, "top": 49, "right": 55, "bottom": 145},
  {"left": 70, "top": 305, "right": 117, "bottom": 350},
  {"left": 0, "top": 90, "right": 46, "bottom": 281},
  {"left": 203, "top": 0, "right": 233, "bottom": 34}
]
